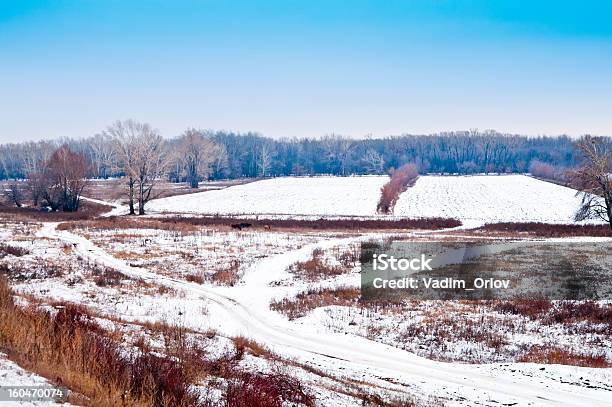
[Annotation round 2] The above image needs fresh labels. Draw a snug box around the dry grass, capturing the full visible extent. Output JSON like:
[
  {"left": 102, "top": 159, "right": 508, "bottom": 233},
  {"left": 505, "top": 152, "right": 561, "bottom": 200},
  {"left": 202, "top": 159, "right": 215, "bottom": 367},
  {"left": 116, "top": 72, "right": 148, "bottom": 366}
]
[
  {"left": 225, "top": 372, "right": 315, "bottom": 407},
  {"left": 287, "top": 249, "right": 348, "bottom": 282},
  {"left": 91, "top": 266, "right": 130, "bottom": 287},
  {"left": 271, "top": 287, "right": 360, "bottom": 320},
  {"left": 494, "top": 300, "right": 612, "bottom": 333},
  {"left": 232, "top": 336, "right": 275, "bottom": 359},
  {"left": 1, "top": 277, "right": 318, "bottom": 406},
  {"left": 211, "top": 259, "right": 241, "bottom": 286},
  {"left": 0, "top": 276, "right": 204, "bottom": 406},
  {"left": 0, "top": 243, "right": 30, "bottom": 257},
  {"left": 519, "top": 347, "right": 610, "bottom": 368},
  {"left": 0, "top": 201, "right": 110, "bottom": 222},
  {"left": 57, "top": 217, "right": 199, "bottom": 233},
  {"left": 478, "top": 222, "right": 612, "bottom": 237},
  {"left": 159, "top": 215, "right": 462, "bottom": 231}
]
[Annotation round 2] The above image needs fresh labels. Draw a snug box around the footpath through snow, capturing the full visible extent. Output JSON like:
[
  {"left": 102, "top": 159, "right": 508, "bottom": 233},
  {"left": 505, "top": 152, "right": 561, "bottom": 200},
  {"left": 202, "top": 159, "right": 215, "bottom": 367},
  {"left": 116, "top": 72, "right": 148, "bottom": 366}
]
[{"left": 35, "top": 222, "right": 612, "bottom": 406}]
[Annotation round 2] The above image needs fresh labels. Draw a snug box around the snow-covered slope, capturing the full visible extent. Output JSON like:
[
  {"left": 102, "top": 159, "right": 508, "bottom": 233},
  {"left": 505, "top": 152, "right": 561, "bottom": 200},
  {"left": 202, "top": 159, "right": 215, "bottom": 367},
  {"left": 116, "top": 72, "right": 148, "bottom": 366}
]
[
  {"left": 394, "top": 174, "right": 589, "bottom": 226},
  {"left": 148, "top": 176, "right": 388, "bottom": 217},
  {"left": 149, "top": 174, "right": 593, "bottom": 226}
]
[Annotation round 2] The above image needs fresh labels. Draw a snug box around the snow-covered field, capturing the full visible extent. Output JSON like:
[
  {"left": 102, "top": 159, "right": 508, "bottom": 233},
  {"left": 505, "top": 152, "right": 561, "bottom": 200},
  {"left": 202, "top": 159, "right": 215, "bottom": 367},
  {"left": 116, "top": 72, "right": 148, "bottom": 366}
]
[
  {"left": 1, "top": 174, "right": 611, "bottom": 406},
  {"left": 148, "top": 175, "right": 389, "bottom": 217},
  {"left": 394, "top": 174, "right": 590, "bottom": 226},
  {"left": 148, "top": 174, "right": 594, "bottom": 228}
]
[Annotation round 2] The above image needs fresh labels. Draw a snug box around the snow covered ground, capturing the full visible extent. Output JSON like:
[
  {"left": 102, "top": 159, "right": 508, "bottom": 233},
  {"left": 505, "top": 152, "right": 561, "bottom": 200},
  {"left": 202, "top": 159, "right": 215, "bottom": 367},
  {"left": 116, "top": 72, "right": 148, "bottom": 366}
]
[
  {"left": 1, "top": 175, "right": 611, "bottom": 406},
  {"left": 148, "top": 175, "right": 389, "bottom": 217},
  {"left": 394, "top": 174, "right": 592, "bottom": 227},
  {"left": 148, "top": 174, "right": 596, "bottom": 228},
  {"left": 15, "top": 223, "right": 609, "bottom": 406}
]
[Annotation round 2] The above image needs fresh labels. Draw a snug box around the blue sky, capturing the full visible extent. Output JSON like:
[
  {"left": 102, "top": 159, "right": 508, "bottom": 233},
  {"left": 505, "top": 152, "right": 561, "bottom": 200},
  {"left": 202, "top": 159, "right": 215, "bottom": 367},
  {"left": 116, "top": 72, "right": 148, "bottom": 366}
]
[{"left": 1, "top": 0, "right": 611, "bottom": 141}]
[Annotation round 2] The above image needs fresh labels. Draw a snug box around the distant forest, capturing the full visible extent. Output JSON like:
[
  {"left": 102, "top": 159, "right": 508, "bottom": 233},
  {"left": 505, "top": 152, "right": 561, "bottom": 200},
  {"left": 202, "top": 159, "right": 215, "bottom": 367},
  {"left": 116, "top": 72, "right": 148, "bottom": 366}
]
[{"left": 0, "top": 129, "right": 586, "bottom": 181}]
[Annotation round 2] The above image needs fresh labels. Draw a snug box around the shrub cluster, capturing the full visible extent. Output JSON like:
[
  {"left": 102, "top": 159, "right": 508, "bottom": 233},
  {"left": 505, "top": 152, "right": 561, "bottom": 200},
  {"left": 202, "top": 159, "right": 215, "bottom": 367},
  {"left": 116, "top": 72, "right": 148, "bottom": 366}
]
[
  {"left": 377, "top": 163, "right": 419, "bottom": 214},
  {"left": 271, "top": 287, "right": 360, "bottom": 320},
  {"left": 479, "top": 222, "right": 612, "bottom": 237}
]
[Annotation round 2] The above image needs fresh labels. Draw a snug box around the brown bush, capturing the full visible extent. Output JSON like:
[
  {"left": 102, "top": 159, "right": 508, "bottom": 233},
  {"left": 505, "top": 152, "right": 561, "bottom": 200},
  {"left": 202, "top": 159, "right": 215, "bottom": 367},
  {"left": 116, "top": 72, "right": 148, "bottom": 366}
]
[
  {"left": 377, "top": 163, "right": 419, "bottom": 214},
  {"left": 232, "top": 336, "right": 273, "bottom": 359},
  {"left": 211, "top": 259, "right": 241, "bottom": 286},
  {"left": 271, "top": 287, "right": 360, "bottom": 320},
  {"left": 57, "top": 216, "right": 197, "bottom": 233},
  {"left": 546, "top": 301, "right": 612, "bottom": 329},
  {"left": 494, "top": 299, "right": 611, "bottom": 334},
  {"left": 92, "top": 266, "right": 130, "bottom": 287},
  {"left": 0, "top": 243, "right": 30, "bottom": 257},
  {"left": 519, "top": 347, "right": 609, "bottom": 368},
  {"left": 288, "top": 251, "right": 346, "bottom": 281},
  {"left": 529, "top": 160, "right": 555, "bottom": 180},
  {"left": 0, "top": 200, "right": 109, "bottom": 222},
  {"left": 225, "top": 372, "right": 315, "bottom": 407},
  {"left": 493, "top": 299, "right": 552, "bottom": 319},
  {"left": 479, "top": 222, "right": 612, "bottom": 237},
  {"left": 185, "top": 273, "right": 205, "bottom": 284}
]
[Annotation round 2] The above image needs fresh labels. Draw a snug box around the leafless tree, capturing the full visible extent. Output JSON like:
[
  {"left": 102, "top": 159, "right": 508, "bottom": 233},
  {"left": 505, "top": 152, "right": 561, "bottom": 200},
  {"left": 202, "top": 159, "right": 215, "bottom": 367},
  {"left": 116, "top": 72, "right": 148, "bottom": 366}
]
[
  {"left": 5, "top": 182, "right": 24, "bottom": 207},
  {"left": 106, "top": 120, "right": 167, "bottom": 215},
  {"left": 573, "top": 135, "right": 611, "bottom": 229},
  {"left": 258, "top": 144, "right": 272, "bottom": 177},
  {"left": 88, "top": 133, "right": 116, "bottom": 179},
  {"left": 210, "top": 143, "right": 229, "bottom": 179},
  {"left": 37, "top": 145, "right": 89, "bottom": 212},
  {"left": 176, "top": 129, "right": 219, "bottom": 188},
  {"left": 133, "top": 130, "right": 167, "bottom": 214},
  {"left": 362, "top": 149, "right": 385, "bottom": 174},
  {"left": 106, "top": 120, "right": 140, "bottom": 215}
]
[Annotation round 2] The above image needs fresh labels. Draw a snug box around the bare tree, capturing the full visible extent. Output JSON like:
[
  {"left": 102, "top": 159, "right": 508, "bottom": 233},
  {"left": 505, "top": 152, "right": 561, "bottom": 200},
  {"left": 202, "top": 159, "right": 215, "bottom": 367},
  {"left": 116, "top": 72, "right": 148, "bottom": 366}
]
[
  {"left": 134, "top": 131, "right": 167, "bottom": 214},
  {"left": 177, "top": 129, "right": 219, "bottom": 188},
  {"left": 106, "top": 120, "right": 140, "bottom": 215},
  {"left": 258, "top": 144, "right": 272, "bottom": 177},
  {"left": 88, "top": 134, "right": 115, "bottom": 179},
  {"left": 573, "top": 135, "right": 611, "bottom": 229},
  {"left": 362, "top": 149, "right": 385, "bottom": 174},
  {"left": 106, "top": 120, "right": 167, "bottom": 215},
  {"left": 210, "top": 143, "right": 229, "bottom": 179},
  {"left": 37, "top": 145, "right": 89, "bottom": 212},
  {"left": 5, "top": 182, "right": 24, "bottom": 207}
]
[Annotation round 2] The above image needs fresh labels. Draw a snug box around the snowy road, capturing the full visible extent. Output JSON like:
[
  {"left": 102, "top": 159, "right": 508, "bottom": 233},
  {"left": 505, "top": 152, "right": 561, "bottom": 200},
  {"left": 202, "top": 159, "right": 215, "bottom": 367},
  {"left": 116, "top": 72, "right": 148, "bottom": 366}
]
[{"left": 38, "top": 222, "right": 612, "bottom": 406}]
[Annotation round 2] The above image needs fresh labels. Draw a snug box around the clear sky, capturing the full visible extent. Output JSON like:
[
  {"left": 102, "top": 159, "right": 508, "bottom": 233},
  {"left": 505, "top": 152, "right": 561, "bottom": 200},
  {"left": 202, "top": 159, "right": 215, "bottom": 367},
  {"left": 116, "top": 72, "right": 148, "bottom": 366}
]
[{"left": 1, "top": 0, "right": 611, "bottom": 142}]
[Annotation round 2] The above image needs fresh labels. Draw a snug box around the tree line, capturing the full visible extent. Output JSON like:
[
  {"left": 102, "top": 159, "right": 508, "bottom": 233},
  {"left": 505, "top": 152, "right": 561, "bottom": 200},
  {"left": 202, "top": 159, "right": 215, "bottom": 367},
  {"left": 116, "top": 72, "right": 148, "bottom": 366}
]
[
  {"left": 1, "top": 127, "right": 583, "bottom": 183},
  {"left": 0, "top": 121, "right": 609, "bottom": 223}
]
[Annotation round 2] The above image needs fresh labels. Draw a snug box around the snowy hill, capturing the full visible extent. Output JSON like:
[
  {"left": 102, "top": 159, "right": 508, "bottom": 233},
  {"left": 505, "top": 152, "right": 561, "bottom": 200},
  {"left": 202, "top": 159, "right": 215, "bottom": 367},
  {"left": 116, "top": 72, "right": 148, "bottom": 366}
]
[
  {"left": 148, "top": 176, "right": 389, "bottom": 217},
  {"left": 393, "top": 174, "right": 589, "bottom": 227},
  {"left": 148, "top": 174, "right": 592, "bottom": 226}
]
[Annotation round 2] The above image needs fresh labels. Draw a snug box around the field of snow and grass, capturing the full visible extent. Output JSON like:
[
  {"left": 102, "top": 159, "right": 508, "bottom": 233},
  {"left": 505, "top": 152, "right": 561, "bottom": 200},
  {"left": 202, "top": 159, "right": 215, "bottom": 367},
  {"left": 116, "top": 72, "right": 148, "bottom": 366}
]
[
  {"left": 1, "top": 175, "right": 611, "bottom": 406},
  {"left": 394, "top": 174, "right": 593, "bottom": 227},
  {"left": 148, "top": 174, "right": 596, "bottom": 228},
  {"left": 148, "top": 175, "right": 389, "bottom": 217}
]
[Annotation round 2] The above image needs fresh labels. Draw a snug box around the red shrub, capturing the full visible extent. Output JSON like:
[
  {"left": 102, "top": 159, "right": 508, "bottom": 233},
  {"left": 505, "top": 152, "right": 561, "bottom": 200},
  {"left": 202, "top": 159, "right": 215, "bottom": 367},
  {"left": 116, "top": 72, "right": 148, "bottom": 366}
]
[
  {"left": 225, "top": 372, "right": 315, "bottom": 407},
  {"left": 377, "top": 163, "right": 419, "bottom": 214}
]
